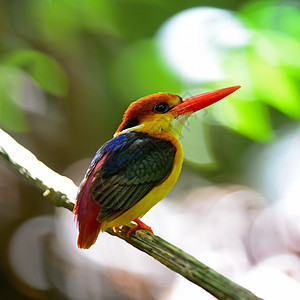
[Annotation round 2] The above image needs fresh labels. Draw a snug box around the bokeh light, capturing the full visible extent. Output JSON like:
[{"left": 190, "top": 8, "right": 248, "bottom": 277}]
[{"left": 157, "top": 7, "right": 250, "bottom": 83}]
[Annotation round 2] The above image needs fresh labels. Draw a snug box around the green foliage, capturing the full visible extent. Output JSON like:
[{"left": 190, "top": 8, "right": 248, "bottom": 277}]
[
  {"left": 0, "top": 50, "right": 68, "bottom": 132},
  {"left": 250, "top": 50, "right": 300, "bottom": 119},
  {"left": 0, "top": 0, "right": 299, "bottom": 166},
  {"left": 2, "top": 50, "right": 68, "bottom": 97},
  {"left": 181, "top": 115, "right": 216, "bottom": 167},
  {"left": 0, "top": 66, "right": 29, "bottom": 132},
  {"left": 112, "top": 40, "right": 181, "bottom": 101},
  {"left": 215, "top": 1, "right": 300, "bottom": 144}
]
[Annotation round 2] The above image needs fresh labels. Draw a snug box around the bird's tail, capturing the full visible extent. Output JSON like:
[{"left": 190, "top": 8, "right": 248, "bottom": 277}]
[{"left": 73, "top": 166, "right": 102, "bottom": 249}]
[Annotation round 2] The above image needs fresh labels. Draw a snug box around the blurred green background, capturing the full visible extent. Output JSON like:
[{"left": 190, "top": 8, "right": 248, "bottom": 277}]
[{"left": 1, "top": 0, "right": 300, "bottom": 299}]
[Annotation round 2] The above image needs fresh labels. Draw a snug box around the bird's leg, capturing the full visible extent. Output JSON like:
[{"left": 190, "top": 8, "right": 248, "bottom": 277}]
[
  {"left": 127, "top": 218, "right": 154, "bottom": 237},
  {"left": 112, "top": 226, "right": 120, "bottom": 233}
]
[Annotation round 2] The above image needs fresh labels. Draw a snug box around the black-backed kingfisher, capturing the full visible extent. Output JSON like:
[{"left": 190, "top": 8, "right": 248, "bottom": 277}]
[{"left": 74, "top": 86, "right": 241, "bottom": 249}]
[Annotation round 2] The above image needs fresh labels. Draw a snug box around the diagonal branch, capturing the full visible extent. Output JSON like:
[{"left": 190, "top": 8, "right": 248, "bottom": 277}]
[{"left": 0, "top": 128, "right": 262, "bottom": 300}]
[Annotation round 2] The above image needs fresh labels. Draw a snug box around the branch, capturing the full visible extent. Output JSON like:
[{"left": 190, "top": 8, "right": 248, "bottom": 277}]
[
  {"left": 0, "top": 128, "right": 262, "bottom": 300},
  {"left": 0, "top": 128, "right": 77, "bottom": 211}
]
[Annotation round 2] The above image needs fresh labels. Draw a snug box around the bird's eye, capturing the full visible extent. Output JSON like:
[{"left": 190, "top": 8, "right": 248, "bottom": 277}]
[{"left": 152, "top": 102, "right": 170, "bottom": 113}]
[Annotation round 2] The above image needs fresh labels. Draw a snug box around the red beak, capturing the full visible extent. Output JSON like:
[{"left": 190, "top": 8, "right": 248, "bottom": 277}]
[{"left": 172, "top": 85, "right": 241, "bottom": 115}]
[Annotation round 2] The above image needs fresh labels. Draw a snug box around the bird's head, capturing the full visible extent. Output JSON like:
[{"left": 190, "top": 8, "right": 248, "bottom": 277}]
[{"left": 115, "top": 86, "right": 241, "bottom": 137}]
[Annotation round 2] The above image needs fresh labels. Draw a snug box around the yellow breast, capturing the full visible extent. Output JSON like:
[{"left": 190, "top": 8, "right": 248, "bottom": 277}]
[{"left": 100, "top": 133, "right": 183, "bottom": 231}]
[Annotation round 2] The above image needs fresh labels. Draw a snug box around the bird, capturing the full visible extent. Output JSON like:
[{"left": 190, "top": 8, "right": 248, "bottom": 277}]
[{"left": 73, "top": 85, "right": 241, "bottom": 249}]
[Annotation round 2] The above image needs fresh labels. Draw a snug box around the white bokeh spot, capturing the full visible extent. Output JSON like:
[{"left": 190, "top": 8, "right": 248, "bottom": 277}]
[{"left": 157, "top": 7, "right": 250, "bottom": 83}]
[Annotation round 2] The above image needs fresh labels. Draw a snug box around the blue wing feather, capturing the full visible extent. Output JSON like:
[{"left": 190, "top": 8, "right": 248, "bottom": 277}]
[{"left": 88, "top": 131, "right": 176, "bottom": 222}]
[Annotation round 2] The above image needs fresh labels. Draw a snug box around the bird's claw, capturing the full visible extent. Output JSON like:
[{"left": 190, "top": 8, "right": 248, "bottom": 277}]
[{"left": 127, "top": 218, "right": 154, "bottom": 237}]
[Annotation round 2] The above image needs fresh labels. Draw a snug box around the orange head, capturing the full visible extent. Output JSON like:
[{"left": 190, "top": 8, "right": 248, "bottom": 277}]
[{"left": 115, "top": 86, "right": 241, "bottom": 136}]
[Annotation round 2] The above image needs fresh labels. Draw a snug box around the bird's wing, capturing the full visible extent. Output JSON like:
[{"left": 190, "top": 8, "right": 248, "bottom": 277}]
[{"left": 89, "top": 131, "right": 176, "bottom": 222}]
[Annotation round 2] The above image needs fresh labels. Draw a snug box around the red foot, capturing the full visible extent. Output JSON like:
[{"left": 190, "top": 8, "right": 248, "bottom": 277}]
[{"left": 127, "top": 219, "right": 154, "bottom": 237}]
